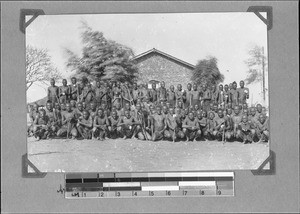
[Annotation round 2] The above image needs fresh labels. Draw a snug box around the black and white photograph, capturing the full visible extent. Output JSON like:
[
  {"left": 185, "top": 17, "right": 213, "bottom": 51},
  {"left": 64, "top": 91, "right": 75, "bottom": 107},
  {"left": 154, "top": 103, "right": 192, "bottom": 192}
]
[{"left": 26, "top": 13, "right": 270, "bottom": 172}]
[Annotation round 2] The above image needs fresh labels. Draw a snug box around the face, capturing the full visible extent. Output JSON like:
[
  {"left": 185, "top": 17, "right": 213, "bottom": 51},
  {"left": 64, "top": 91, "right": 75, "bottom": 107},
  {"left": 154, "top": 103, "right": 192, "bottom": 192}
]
[
  {"left": 66, "top": 104, "right": 71, "bottom": 111},
  {"left": 211, "top": 85, "right": 216, "bottom": 91},
  {"left": 112, "top": 111, "right": 117, "bottom": 119},
  {"left": 125, "top": 110, "right": 130, "bottom": 118},
  {"left": 169, "top": 108, "right": 174, "bottom": 114},
  {"left": 40, "top": 110, "right": 45, "bottom": 117},
  {"left": 101, "top": 103, "right": 106, "bottom": 109},
  {"left": 77, "top": 103, "right": 83, "bottom": 111},
  {"left": 243, "top": 109, "right": 248, "bottom": 116},
  {"left": 188, "top": 112, "right": 194, "bottom": 120},
  {"left": 178, "top": 101, "right": 183, "bottom": 108},
  {"left": 243, "top": 103, "right": 248, "bottom": 109},
  {"left": 162, "top": 106, "right": 168, "bottom": 114},
  {"left": 176, "top": 109, "right": 181, "bottom": 115},
  {"left": 227, "top": 109, "right": 232, "bottom": 115},
  {"left": 50, "top": 79, "right": 55, "bottom": 86},
  {"left": 62, "top": 79, "right": 67, "bottom": 86},
  {"left": 240, "top": 81, "right": 245, "bottom": 88},
  {"left": 136, "top": 104, "right": 141, "bottom": 111},
  {"left": 233, "top": 82, "right": 237, "bottom": 89},
  {"left": 202, "top": 111, "right": 207, "bottom": 118},
  {"left": 70, "top": 100, "right": 76, "bottom": 107},
  {"left": 219, "top": 85, "right": 223, "bottom": 91},
  {"left": 218, "top": 110, "right": 224, "bottom": 118},
  {"left": 82, "top": 102, "right": 87, "bottom": 109},
  {"left": 161, "top": 82, "right": 165, "bottom": 88},
  {"left": 187, "top": 84, "right": 192, "bottom": 90},
  {"left": 96, "top": 81, "right": 100, "bottom": 88},
  {"left": 166, "top": 102, "right": 170, "bottom": 108},
  {"left": 193, "top": 84, "right": 197, "bottom": 90},
  {"left": 209, "top": 103, "right": 214, "bottom": 110},
  {"left": 156, "top": 107, "right": 161, "bottom": 115},
  {"left": 116, "top": 103, "right": 121, "bottom": 109},
  {"left": 229, "top": 83, "right": 233, "bottom": 89},
  {"left": 194, "top": 104, "right": 199, "bottom": 110},
  {"left": 97, "top": 109, "right": 103, "bottom": 117},
  {"left": 209, "top": 112, "right": 215, "bottom": 120},
  {"left": 170, "top": 85, "right": 174, "bottom": 91},
  {"left": 133, "top": 83, "right": 137, "bottom": 89},
  {"left": 55, "top": 103, "right": 60, "bottom": 110},
  {"left": 90, "top": 103, "right": 96, "bottom": 110},
  {"left": 234, "top": 106, "right": 240, "bottom": 115},
  {"left": 46, "top": 103, "right": 52, "bottom": 110},
  {"left": 213, "top": 105, "right": 218, "bottom": 112},
  {"left": 242, "top": 115, "right": 248, "bottom": 123},
  {"left": 83, "top": 111, "right": 89, "bottom": 119},
  {"left": 177, "top": 84, "right": 182, "bottom": 91},
  {"left": 259, "top": 114, "right": 265, "bottom": 123},
  {"left": 33, "top": 104, "right": 39, "bottom": 111},
  {"left": 197, "top": 111, "right": 202, "bottom": 119},
  {"left": 224, "top": 85, "right": 228, "bottom": 91},
  {"left": 60, "top": 103, "right": 65, "bottom": 110},
  {"left": 152, "top": 83, "right": 156, "bottom": 90},
  {"left": 71, "top": 78, "right": 76, "bottom": 84},
  {"left": 125, "top": 103, "right": 130, "bottom": 110},
  {"left": 256, "top": 104, "right": 262, "bottom": 113}
]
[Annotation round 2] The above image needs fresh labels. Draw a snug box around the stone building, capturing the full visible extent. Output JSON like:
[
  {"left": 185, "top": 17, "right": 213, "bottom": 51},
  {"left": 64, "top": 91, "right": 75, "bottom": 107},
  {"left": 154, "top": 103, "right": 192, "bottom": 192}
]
[{"left": 132, "top": 48, "right": 195, "bottom": 89}]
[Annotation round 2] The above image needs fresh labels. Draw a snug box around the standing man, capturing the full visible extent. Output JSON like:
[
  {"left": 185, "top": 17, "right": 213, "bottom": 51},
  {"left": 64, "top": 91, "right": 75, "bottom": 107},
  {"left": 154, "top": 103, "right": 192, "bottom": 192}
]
[
  {"left": 158, "top": 81, "right": 168, "bottom": 103},
  {"left": 217, "top": 84, "right": 224, "bottom": 108},
  {"left": 148, "top": 83, "right": 158, "bottom": 105},
  {"left": 175, "top": 84, "right": 186, "bottom": 108},
  {"left": 33, "top": 109, "right": 50, "bottom": 140},
  {"left": 94, "top": 80, "right": 102, "bottom": 108},
  {"left": 69, "top": 77, "right": 80, "bottom": 101},
  {"left": 200, "top": 84, "right": 211, "bottom": 112},
  {"left": 191, "top": 83, "right": 200, "bottom": 107},
  {"left": 223, "top": 84, "right": 230, "bottom": 106},
  {"left": 59, "top": 79, "right": 70, "bottom": 104},
  {"left": 185, "top": 83, "right": 193, "bottom": 108},
  {"left": 167, "top": 85, "right": 176, "bottom": 108},
  {"left": 47, "top": 78, "right": 59, "bottom": 107},
  {"left": 237, "top": 80, "right": 249, "bottom": 105},
  {"left": 230, "top": 81, "right": 239, "bottom": 106},
  {"left": 211, "top": 85, "right": 218, "bottom": 105},
  {"left": 131, "top": 83, "right": 140, "bottom": 105}
]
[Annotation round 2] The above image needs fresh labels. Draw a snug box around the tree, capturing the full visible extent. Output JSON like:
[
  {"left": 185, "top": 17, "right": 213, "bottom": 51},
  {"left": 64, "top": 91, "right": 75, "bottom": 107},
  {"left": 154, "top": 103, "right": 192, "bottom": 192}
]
[
  {"left": 64, "top": 21, "right": 138, "bottom": 84},
  {"left": 26, "top": 45, "right": 62, "bottom": 91},
  {"left": 244, "top": 45, "right": 267, "bottom": 101},
  {"left": 191, "top": 56, "right": 224, "bottom": 87}
]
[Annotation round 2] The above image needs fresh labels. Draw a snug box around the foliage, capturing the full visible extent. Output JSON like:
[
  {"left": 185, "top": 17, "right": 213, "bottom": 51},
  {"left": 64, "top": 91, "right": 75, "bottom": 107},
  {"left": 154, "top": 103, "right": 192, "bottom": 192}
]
[
  {"left": 191, "top": 56, "right": 224, "bottom": 88},
  {"left": 244, "top": 45, "right": 267, "bottom": 84},
  {"left": 26, "top": 45, "right": 62, "bottom": 90},
  {"left": 65, "top": 21, "right": 138, "bottom": 84}
]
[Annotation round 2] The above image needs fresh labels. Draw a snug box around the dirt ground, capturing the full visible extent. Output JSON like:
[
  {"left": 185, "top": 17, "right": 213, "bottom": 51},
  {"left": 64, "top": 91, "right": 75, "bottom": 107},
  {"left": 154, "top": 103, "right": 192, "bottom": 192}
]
[{"left": 27, "top": 137, "right": 269, "bottom": 172}]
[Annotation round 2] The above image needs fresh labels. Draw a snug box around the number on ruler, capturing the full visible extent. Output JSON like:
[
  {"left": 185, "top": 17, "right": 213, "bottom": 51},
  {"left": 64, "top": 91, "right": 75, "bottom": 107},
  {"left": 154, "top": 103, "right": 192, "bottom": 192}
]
[
  {"left": 166, "top": 191, "right": 171, "bottom": 196},
  {"left": 200, "top": 190, "right": 205, "bottom": 195},
  {"left": 217, "top": 190, "right": 222, "bottom": 195},
  {"left": 116, "top": 192, "right": 121, "bottom": 197},
  {"left": 149, "top": 191, "right": 154, "bottom": 196},
  {"left": 99, "top": 192, "right": 104, "bottom": 197},
  {"left": 183, "top": 190, "right": 187, "bottom": 195},
  {"left": 132, "top": 191, "right": 137, "bottom": 196}
]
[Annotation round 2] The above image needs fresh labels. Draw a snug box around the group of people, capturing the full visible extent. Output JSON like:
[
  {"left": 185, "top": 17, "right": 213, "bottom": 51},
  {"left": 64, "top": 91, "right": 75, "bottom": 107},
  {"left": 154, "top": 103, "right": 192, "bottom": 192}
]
[{"left": 27, "top": 77, "right": 269, "bottom": 144}]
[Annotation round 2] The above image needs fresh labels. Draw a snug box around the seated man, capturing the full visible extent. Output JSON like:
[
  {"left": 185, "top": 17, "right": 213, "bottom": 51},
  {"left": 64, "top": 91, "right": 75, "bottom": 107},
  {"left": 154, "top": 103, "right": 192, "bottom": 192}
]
[
  {"left": 118, "top": 109, "right": 141, "bottom": 139},
  {"left": 89, "top": 102, "right": 98, "bottom": 120},
  {"left": 182, "top": 112, "right": 201, "bottom": 142},
  {"left": 28, "top": 103, "right": 39, "bottom": 136},
  {"left": 107, "top": 110, "right": 122, "bottom": 139},
  {"left": 164, "top": 107, "right": 184, "bottom": 142},
  {"left": 93, "top": 108, "right": 109, "bottom": 140},
  {"left": 207, "top": 111, "right": 216, "bottom": 140},
  {"left": 238, "top": 115, "right": 255, "bottom": 144},
  {"left": 212, "top": 109, "right": 232, "bottom": 141},
  {"left": 133, "top": 103, "right": 151, "bottom": 141},
  {"left": 57, "top": 103, "right": 78, "bottom": 139},
  {"left": 76, "top": 110, "right": 93, "bottom": 139},
  {"left": 151, "top": 106, "right": 167, "bottom": 141},
  {"left": 197, "top": 110, "right": 209, "bottom": 141},
  {"left": 33, "top": 109, "right": 50, "bottom": 140},
  {"left": 255, "top": 114, "right": 269, "bottom": 143}
]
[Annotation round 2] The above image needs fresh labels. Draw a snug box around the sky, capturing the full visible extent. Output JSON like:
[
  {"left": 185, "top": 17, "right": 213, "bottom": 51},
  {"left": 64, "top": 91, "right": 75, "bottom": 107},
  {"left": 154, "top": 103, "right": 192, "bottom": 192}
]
[{"left": 26, "top": 12, "right": 268, "bottom": 105}]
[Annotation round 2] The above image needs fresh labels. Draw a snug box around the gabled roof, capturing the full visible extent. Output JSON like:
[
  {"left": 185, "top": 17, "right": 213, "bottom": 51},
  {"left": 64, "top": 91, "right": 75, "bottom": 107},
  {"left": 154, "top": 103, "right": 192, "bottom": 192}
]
[{"left": 132, "top": 48, "right": 195, "bottom": 69}]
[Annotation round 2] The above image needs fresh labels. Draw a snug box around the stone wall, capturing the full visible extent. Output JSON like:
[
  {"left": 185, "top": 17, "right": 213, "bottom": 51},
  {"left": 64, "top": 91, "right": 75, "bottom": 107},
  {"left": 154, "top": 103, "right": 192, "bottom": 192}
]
[{"left": 135, "top": 52, "right": 194, "bottom": 89}]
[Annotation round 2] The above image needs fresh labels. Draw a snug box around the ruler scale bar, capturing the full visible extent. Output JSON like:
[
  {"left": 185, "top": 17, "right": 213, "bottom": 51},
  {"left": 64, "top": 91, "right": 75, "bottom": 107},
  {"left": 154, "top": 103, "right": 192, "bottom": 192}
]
[{"left": 65, "top": 172, "right": 234, "bottom": 198}]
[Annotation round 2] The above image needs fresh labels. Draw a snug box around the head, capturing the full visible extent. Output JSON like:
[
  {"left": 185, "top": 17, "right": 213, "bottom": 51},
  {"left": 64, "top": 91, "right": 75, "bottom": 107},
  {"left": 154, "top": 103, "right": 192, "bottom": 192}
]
[
  {"left": 256, "top": 104, "right": 262, "bottom": 113},
  {"left": 71, "top": 77, "right": 77, "bottom": 84},
  {"left": 262, "top": 107, "right": 267, "bottom": 115},
  {"left": 65, "top": 103, "right": 72, "bottom": 112},
  {"left": 227, "top": 108, "right": 232, "bottom": 115},
  {"left": 50, "top": 78, "right": 55, "bottom": 86},
  {"left": 175, "top": 108, "right": 181, "bottom": 116},
  {"left": 125, "top": 110, "right": 130, "bottom": 118},
  {"left": 209, "top": 112, "right": 215, "bottom": 120},
  {"left": 97, "top": 108, "right": 104, "bottom": 117},
  {"left": 156, "top": 106, "right": 162, "bottom": 115},
  {"left": 178, "top": 101, "right": 183, "bottom": 108},
  {"left": 202, "top": 111, "right": 207, "bottom": 118},
  {"left": 197, "top": 110, "right": 203, "bottom": 119},
  {"left": 116, "top": 102, "right": 121, "bottom": 110},
  {"left": 162, "top": 105, "right": 168, "bottom": 114},
  {"left": 250, "top": 107, "right": 256, "bottom": 116},
  {"left": 133, "top": 82, "right": 137, "bottom": 89},
  {"left": 161, "top": 81, "right": 165, "bottom": 88},
  {"left": 224, "top": 84, "right": 229, "bottom": 91},
  {"left": 209, "top": 103, "right": 214, "bottom": 111},
  {"left": 125, "top": 102, "right": 130, "bottom": 110},
  {"left": 152, "top": 83, "right": 156, "bottom": 90},
  {"left": 234, "top": 105, "right": 240, "bottom": 115},
  {"left": 90, "top": 102, "right": 96, "bottom": 111},
  {"left": 193, "top": 83, "right": 197, "bottom": 91},
  {"left": 229, "top": 83, "right": 233, "bottom": 90},
  {"left": 83, "top": 110, "right": 90, "bottom": 119},
  {"left": 240, "top": 80, "right": 245, "bottom": 88},
  {"left": 170, "top": 85, "right": 175, "bottom": 92},
  {"left": 187, "top": 83, "right": 192, "bottom": 90},
  {"left": 259, "top": 114, "right": 266, "bottom": 124},
  {"left": 55, "top": 102, "right": 60, "bottom": 110},
  {"left": 211, "top": 84, "right": 216, "bottom": 92},
  {"left": 39, "top": 109, "right": 46, "bottom": 117},
  {"left": 202, "top": 84, "right": 207, "bottom": 91},
  {"left": 77, "top": 102, "right": 83, "bottom": 111},
  {"left": 219, "top": 84, "right": 223, "bottom": 91},
  {"left": 243, "top": 108, "right": 248, "bottom": 116},
  {"left": 188, "top": 112, "right": 194, "bottom": 120},
  {"left": 232, "top": 81, "right": 237, "bottom": 90},
  {"left": 242, "top": 103, "right": 248, "bottom": 110},
  {"left": 177, "top": 84, "right": 182, "bottom": 91},
  {"left": 33, "top": 103, "right": 39, "bottom": 111},
  {"left": 218, "top": 109, "right": 224, "bottom": 118},
  {"left": 194, "top": 104, "right": 199, "bottom": 111},
  {"left": 46, "top": 102, "right": 53, "bottom": 111},
  {"left": 101, "top": 103, "right": 107, "bottom": 110},
  {"left": 136, "top": 103, "right": 141, "bottom": 112},
  {"left": 62, "top": 79, "right": 67, "bottom": 86},
  {"left": 213, "top": 103, "right": 218, "bottom": 112},
  {"left": 166, "top": 102, "right": 171, "bottom": 109},
  {"left": 169, "top": 107, "right": 175, "bottom": 115},
  {"left": 242, "top": 115, "right": 248, "bottom": 123},
  {"left": 96, "top": 81, "right": 101, "bottom": 88},
  {"left": 111, "top": 110, "right": 118, "bottom": 119}
]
